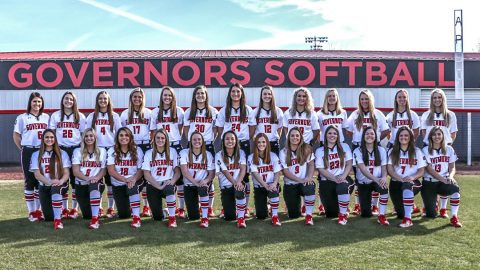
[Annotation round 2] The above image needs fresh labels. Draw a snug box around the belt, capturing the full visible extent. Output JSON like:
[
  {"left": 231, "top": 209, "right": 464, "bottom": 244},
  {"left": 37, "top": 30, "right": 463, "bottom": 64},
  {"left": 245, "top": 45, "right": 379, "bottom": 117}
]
[
  {"left": 60, "top": 145, "right": 80, "bottom": 149},
  {"left": 205, "top": 142, "right": 214, "bottom": 146},
  {"left": 22, "top": 146, "right": 40, "bottom": 149},
  {"left": 170, "top": 141, "right": 181, "bottom": 146},
  {"left": 422, "top": 177, "right": 439, "bottom": 182},
  {"left": 135, "top": 140, "right": 151, "bottom": 145}
]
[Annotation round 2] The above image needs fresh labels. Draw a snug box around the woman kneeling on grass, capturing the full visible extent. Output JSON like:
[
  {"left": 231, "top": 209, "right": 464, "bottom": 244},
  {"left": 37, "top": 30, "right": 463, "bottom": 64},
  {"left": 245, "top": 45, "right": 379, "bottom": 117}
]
[
  {"left": 215, "top": 131, "right": 248, "bottom": 228},
  {"left": 107, "top": 127, "right": 144, "bottom": 228},
  {"left": 142, "top": 129, "right": 181, "bottom": 228},
  {"left": 30, "top": 129, "right": 71, "bottom": 230},
  {"left": 72, "top": 128, "right": 107, "bottom": 229}
]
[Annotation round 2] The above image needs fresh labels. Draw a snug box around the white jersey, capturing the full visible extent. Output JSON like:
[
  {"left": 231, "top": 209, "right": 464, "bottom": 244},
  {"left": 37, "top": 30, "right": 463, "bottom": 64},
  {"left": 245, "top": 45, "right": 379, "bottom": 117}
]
[
  {"left": 150, "top": 107, "right": 184, "bottom": 143},
  {"left": 120, "top": 108, "right": 152, "bottom": 144},
  {"left": 14, "top": 113, "right": 50, "bottom": 147},
  {"left": 346, "top": 109, "right": 389, "bottom": 144},
  {"left": 386, "top": 110, "right": 420, "bottom": 144},
  {"left": 216, "top": 106, "right": 253, "bottom": 141},
  {"left": 86, "top": 112, "right": 122, "bottom": 148},
  {"left": 387, "top": 147, "right": 427, "bottom": 179},
  {"left": 420, "top": 111, "right": 458, "bottom": 145},
  {"left": 317, "top": 110, "right": 348, "bottom": 142},
  {"left": 353, "top": 146, "right": 387, "bottom": 184},
  {"left": 107, "top": 147, "right": 144, "bottom": 186},
  {"left": 248, "top": 153, "right": 282, "bottom": 187},
  {"left": 279, "top": 148, "right": 315, "bottom": 185},
  {"left": 71, "top": 147, "right": 107, "bottom": 185},
  {"left": 422, "top": 145, "right": 458, "bottom": 181},
  {"left": 283, "top": 109, "right": 320, "bottom": 144},
  {"left": 142, "top": 148, "right": 179, "bottom": 183},
  {"left": 183, "top": 107, "right": 218, "bottom": 143},
  {"left": 215, "top": 150, "right": 247, "bottom": 188},
  {"left": 249, "top": 107, "right": 283, "bottom": 141},
  {"left": 315, "top": 143, "right": 353, "bottom": 180},
  {"left": 30, "top": 150, "right": 71, "bottom": 185},
  {"left": 49, "top": 110, "right": 86, "bottom": 147},
  {"left": 179, "top": 149, "right": 215, "bottom": 186}
]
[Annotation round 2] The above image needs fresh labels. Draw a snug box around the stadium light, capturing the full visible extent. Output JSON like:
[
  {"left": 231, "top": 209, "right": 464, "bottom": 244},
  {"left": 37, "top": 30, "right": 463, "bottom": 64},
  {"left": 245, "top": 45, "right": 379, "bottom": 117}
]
[{"left": 305, "top": 36, "right": 328, "bottom": 50}]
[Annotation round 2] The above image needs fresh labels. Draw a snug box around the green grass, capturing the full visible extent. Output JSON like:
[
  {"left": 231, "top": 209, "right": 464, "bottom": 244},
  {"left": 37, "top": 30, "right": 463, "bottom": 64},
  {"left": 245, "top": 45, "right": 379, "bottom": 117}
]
[{"left": 1, "top": 176, "right": 479, "bottom": 269}]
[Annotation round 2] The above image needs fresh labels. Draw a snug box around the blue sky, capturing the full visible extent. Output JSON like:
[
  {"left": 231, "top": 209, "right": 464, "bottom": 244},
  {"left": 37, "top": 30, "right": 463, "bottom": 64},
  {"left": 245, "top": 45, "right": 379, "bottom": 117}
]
[{"left": 0, "top": 0, "right": 479, "bottom": 52}]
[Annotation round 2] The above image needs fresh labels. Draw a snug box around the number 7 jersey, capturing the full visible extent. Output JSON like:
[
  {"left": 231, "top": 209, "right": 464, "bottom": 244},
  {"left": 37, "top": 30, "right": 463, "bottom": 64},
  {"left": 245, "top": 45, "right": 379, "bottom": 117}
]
[{"left": 387, "top": 147, "right": 427, "bottom": 179}]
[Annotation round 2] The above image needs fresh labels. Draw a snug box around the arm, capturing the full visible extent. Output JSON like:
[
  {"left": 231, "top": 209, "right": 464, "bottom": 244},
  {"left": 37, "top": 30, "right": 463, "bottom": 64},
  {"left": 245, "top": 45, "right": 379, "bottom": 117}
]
[
  {"left": 89, "top": 168, "right": 106, "bottom": 183},
  {"left": 180, "top": 164, "right": 199, "bottom": 186},
  {"left": 387, "top": 164, "right": 404, "bottom": 181},
  {"left": 451, "top": 132, "right": 457, "bottom": 142},
  {"left": 357, "top": 163, "right": 379, "bottom": 182},
  {"left": 336, "top": 160, "right": 353, "bottom": 183},
  {"left": 52, "top": 168, "right": 70, "bottom": 186},
  {"left": 312, "top": 130, "right": 320, "bottom": 144},
  {"left": 318, "top": 168, "right": 338, "bottom": 182},
  {"left": 268, "top": 172, "right": 281, "bottom": 191},
  {"left": 125, "top": 169, "right": 143, "bottom": 188},
  {"left": 249, "top": 125, "right": 256, "bottom": 140},
  {"left": 277, "top": 127, "right": 282, "bottom": 138},
  {"left": 425, "top": 165, "right": 449, "bottom": 184},
  {"left": 143, "top": 169, "right": 164, "bottom": 190},
  {"left": 13, "top": 132, "right": 22, "bottom": 150},
  {"left": 282, "top": 168, "right": 304, "bottom": 183},
  {"left": 251, "top": 172, "right": 269, "bottom": 189},
  {"left": 107, "top": 165, "right": 127, "bottom": 183},
  {"left": 380, "top": 130, "right": 390, "bottom": 141},
  {"left": 403, "top": 167, "right": 424, "bottom": 182},
  {"left": 34, "top": 170, "right": 51, "bottom": 186},
  {"left": 73, "top": 164, "right": 89, "bottom": 181}
]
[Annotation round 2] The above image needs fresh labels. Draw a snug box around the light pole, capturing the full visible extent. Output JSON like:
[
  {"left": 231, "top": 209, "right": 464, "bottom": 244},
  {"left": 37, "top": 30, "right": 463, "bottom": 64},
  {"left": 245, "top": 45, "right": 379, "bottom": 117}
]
[{"left": 305, "top": 36, "right": 328, "bottom": 50}]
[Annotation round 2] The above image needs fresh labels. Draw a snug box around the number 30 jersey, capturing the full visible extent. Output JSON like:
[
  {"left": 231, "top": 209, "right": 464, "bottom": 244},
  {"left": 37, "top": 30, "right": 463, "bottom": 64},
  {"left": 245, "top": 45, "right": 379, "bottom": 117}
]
[
  {"left": 315, "top": 143, "right": 352, "bottom": 180},
  {"left": 107, "top": 147, "right": 144, "bottom": 186},
  {"left": 183, "top": 107, "right": 218, "bottom": 143},
  {"left": 71, "top": 147, "right": 107, "bottom": 185}
]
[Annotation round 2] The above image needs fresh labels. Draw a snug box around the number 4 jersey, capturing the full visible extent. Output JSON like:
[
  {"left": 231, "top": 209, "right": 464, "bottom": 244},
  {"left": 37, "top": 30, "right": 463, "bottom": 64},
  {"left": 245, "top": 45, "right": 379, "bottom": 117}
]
[
  {"left": 107, "top": 147, "right": 144, "bottom": 186},
  {"left": 86, "top": 112, "right": 122, "bottom": 148}
]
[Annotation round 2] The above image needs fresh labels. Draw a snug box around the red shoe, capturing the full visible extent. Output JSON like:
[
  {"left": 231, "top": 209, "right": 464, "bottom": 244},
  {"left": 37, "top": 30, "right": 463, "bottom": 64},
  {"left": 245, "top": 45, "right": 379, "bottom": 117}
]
[
  {"left": 371, "top": 205, "right": 379, "bottom": 216},
  {"left": 318, "top": 204, "right": 326, "bottom": 216},
  {"left": 106, "top": 208, "right": 116, "bottom": 218},
  {"left": 89, "top": 216, "right": 100, "bottom": 229},
  {"left": 450, "top": 216, "right": 462, "bottom": 228},
  {"left": 352, "top": 204, "right": 361, "bottom": 215},
  {"left": 377, "top": 215, "right": 390, "bottom": 226},
  {"left": 337, "top": 213, "right": 348, "bottom": 225},
  {"left": 141, "top": 205, "right": 151, "bottom": 217},
  {"left": 98, "top": 207, "right": 104, "bottom": 218},
  {"left": 301, "top": 205, "right": 306, "bottom": 217},
  {"left": 421, "top": 207, "right": 426, "bottom": 217},
  {"left": 208, "top": 207, "right": 215, "bottom": 218},
  {"left": 305, "top": 214, "right": 314, "bottom": 226},
  {"left": 168, "top": 216, "right": 177, "bottom": 228},
  {"left": 271, "top": 215, "right": 281, "bottom": 227},
  {"left": 130, "top": 215, "right": 141, "bottom": 228},
  {"left": 69, "top": 208, "right": 79, "bottom": 219},
  {"left": 199, "top": 218, "right": 209, "bottom": 228},
  {"left": 218, "top": 209, "right": 225, "bottom": 219},
  {"left": 237, "top": 217, "right": 247, "bottom": 228},
  {"left": 399, "top": 217, "right": 413, "bottom": 228},
  {"left": 412, "top": 204, "right": 421, "bottom": 214},
  {"left": 61, "top": 208, "right": 70, "bottom": 219},
  {"left": 28, "top": 212, "right": 39, "bottom": 222},
  {"left": 439, "top": 208, "right": 449, "bottom": 218},
  {"left": 54, "top": 219, "right": 64, "bottom": 230},
  {"left": 177, "top": 208, "right": 186, "bottom": 219},
  {"left": 36, "top": 210, "right": 45, "bottom": 221}
]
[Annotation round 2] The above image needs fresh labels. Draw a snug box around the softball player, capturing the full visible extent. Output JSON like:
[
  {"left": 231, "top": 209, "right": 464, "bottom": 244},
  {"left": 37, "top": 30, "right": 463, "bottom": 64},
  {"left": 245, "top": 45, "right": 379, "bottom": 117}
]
[
  {"left": 353, "top": 127, "right": 390, "bottom": 225},
  {"left": 179, "top": 132, "right": 215, "bottom": 228},
  {"left": 72, "top": 128, "right": 107, "bottom": 229},
  {"left": 421, "top": 127, "right": 462, "bottom": 227},
  {"left": 315, "top": 126, "right": 354, "bottom": 225},
  {"left": 345, "top": 89, "right": 389, "bottom": 216},
  {"left": 249, "top": 85, "right": 283, "bottom": 155},
  {"left": 248, "top": 133, "right": 282, "bottom": 226},
  {"left": 106, "top": 127, "right": 144, "bottom": 228},
  {"left": 387, "top": 126, "right": 426, "bottom": 228},
  {"left": 13, "top": 92, "right": 50, "bottom": 222},
  {"left": 217, "top": 83, "right": 253, "bottom": 217},
  {"left": 215, "top": 131, "right": 247, "bottom": 228},
  {"left": 49, "top": 91, "right": 86, "bottom": 219},
  {"left": 183, "top": 85, "right": 218, "bottom": 217},
  {"left": 283, "top": 87, "right": 320, "bottom": 146},
  {"left": 279, "top": 127, "right": 316, "bottom": 225},
  {"left": 86, "top": 91, "right": 122, "bottom": 218},
  {"left": 120, "top": 88, "right": 152, "bottom": 217},
  {"left": 386, "top": 89, "right": 420, "bottom": 148},
  {"left": 30, "top": 129, "right": 71, "bottom": 230},
  {"left": 142, "top": 129, "right": 181, "bottom": 228},
  {"left": 150, "top": 86, "right": 185, "bottom": 218}
]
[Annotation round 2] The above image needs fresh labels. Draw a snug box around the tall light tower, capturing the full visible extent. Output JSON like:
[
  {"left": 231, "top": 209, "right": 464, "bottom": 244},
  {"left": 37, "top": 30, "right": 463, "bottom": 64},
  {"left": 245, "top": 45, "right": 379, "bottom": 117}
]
[{"left": 305, "top": 36, "right": 328, "bottom": 50}]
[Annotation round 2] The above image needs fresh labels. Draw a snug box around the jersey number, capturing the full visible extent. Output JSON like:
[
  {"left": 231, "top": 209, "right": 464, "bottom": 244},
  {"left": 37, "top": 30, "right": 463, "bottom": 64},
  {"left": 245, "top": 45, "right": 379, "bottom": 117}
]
[
  {"left": 62, "top": 130, "right": 73, "bottom": 138},
  {"left": 368, "top": 167, "right": 374, "bottom": 175},
  {"left": 329, "top": 160, "right": 340, "bottom": 170},
  {"left": 85, "top": 169, "right": 91, "bottom": 177},
  {"left": 120, "top": 168, "right": 129, "bottom": 176},
  {"left": 156, "top": 167, "right": 167, "bottom": 176},
  {"left": 262, "top": 174, "right": 268, "bottom": 182},
  {"left": 434, "top": 164, "right": 441, "bottom": 172},
  {"left": 37, "top": 131, "right": 43, "bottom": 140},
  {"left": 232, "top": 123, "right": 241, "bottom": 132},
  {"left": 294, "top": 165, "right": 300, "bottom": 174},
  {"left": 195, "top": 124, "right": 205, "bottom": 133},
  {"left": 400, "top": 165, "right": 406, "bottom": 174},
  {"left": 100, "top": 126, "right": 106, "bottom": 136},
  {"left": 132, "top": 126, "right": 140, "bottom": 134},
  {"left": 264, "top": 125, "right": 272, "bottom": 133},
  {"left": 299, "top": 127, "right": 305, "bottom": 134},
  {"left": 162, "top": 124, "right": 171, "bottom": 132}
]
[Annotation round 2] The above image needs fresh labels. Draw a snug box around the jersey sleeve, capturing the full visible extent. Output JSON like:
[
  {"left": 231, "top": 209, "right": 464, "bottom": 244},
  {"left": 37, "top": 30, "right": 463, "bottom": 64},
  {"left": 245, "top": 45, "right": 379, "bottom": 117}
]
[
  {"left": 61, "top": 150, "right": 72, "bottom": 168},
  {"left": 142, "top": 150, "right": 152, "bottom": 170},
  {"left": 99, "top": 148, "right": 107, "bottom": 168},
  {"left": 85, "top": 113, "right": 93, "bottom": 128},
  {"left": 279, "top": 149, "right": 287, "bottom": 169},
  {"left": 114, "top": 113, "right": 122, "bottom": 131},
  {"left": 311, "top": 112, "right": 320, "bottom": 130},
  {"left": 449, "top": 111, "right": 458, "bottom": 133},
  {"left": 272, "top": 153, "right": 282, "bottom": 173},
  {"left": 136, "top": 148, "right": 144, "bottom": 169},
  {"left": 353, "top": 148, "right": 363, "bottom": 165},
  {"left": 13, "top": 114, "right": 23, "bottom": 134},
  {"left": 416, "top": 148, "right": 427, "bottom": 168},
  {"left": 248, "top": 108, "right": 258, "bottom": 126},
  {"left": 411, "top": 111, "right": 420, "bottom": 129},
  {"left": 420, "top": 112, "right": 428, "bottom": 130},
  {"left": 179, "top": 149, "right": 188, "bottom": 165},
  {"left": 387, "top": 149, "right": 393, "bottom": 165},
  {"left": 183, "top": 109, "right": 191, "bottom": 127},
  {"left": 421, "top": 146, "right": 431, "bottom": 164},
  {"left": 207, "top": 152, "right": 215, "bottom": 170},
  {"left": 315, "top": 148, "right": 325, "bottom": 169},
  {"left": 343, "top": 143, "right": 353, "bottom": 161},
  {"left": 376, "top": 110, "right": 389, "bottom": 131},
  {"left": 107, "top": 148, "right": 115, "bottom": 165},
  {"left": 380, "top": 147, "right": 388, "bottom": 166},
  {"left": 282, "top": 110, "right": 289, "bottom": 128},
  {"left": 49, "top": 112, "right": 58, "bottom": 130},
  {"left": 72, "top": 148, "right": 81, "bottom": 165},
  {"left": 345, "top": 111, "right": 356, "bottom": 132},
  {"left": 177, "top": 107, "right": 185, "bottom": 125},
  {"left": 215, "top": 108, "right": 226, "bottom": 127},
  {"left": 30, "top": 151, "right": 40, "bottom": 171},
  {"left": 248, "top": 154, "right": 257, "bottom": 173},
  {"left": 448, "top": 146, "right": 458, "bottom": 163},
  {"left": 215, "top": 152, "right": 225, "bottom": 173},
  {"left": 149, "top": 109, "right": 157, "bottom": 131}
]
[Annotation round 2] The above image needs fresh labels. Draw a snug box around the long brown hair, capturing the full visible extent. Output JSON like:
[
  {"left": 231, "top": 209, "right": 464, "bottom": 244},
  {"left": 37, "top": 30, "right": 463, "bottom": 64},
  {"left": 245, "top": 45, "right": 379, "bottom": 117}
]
[
  {"left": 188, "top": 85, "right": 213, "bottom": 120},
  {"left": 391, "top": 89, "right": 412, "bottom": 128},
  {"left": 80, "top": 128, "right": 101, "bottom": 163},
  {"left": 225, "top": 83, "right": 247, "bottom": 123},
  {"left": 426, "top": 88, "right": 450, "bottom": 127},
  {"left": 390, "top": 126, "right": 416, "bottom": 167},
  {"left": 127, "top": 87, "right": 146, "bottom": 124},
  {"left": 92, "top": 91, "right": 115, "bottom": 132},
  {"left": 113, "top": 127, "right": 138, "bottom": 164},
  {"left": 221, "top": 131, "right": 240, "bottom": 165},
  {"left": 360, "top": 126, "right": 381, "bottom": 166},
  {"left": 285, "top": 127, "right": 312, "bottom": 166},
  {"left": 427, "top": 126, "right": 447, "bottom": 155},
  {"left": 151, "top": 129, "right": 171, "bottom": 163},
  {"left": 255, "top": 85, "right": 278, "bottom": 124},
  {"left": 38, "top": 129, "right": 64, "bottom": 179},
  {"left": 157, "top": 86, "right": 178, "bottom": 123},
  {"left": 323, "top": 126, "right": 345, "bottom": 168},
  {"left": 252, "top": 133, "right": 271, "bottom": 165},
  {"left": 188, "top": 131, "right": 207, "bottom": 165},
  {"left": 355, "top": 89, "right": 378, "bottom": 131},
  {"left": 60, "top": 91, "right": 80, "bottom": 124},
  {"left": 27, "top": 92, "right": 45, "bottom": 120}
]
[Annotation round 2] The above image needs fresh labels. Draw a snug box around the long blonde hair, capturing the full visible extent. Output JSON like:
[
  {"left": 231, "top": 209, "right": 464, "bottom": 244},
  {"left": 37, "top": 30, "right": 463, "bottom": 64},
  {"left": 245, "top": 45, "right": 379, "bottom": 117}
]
[
  {"left": 127, "top": 87, "right": 146, "bottom": 124},
  {"left": 355, "top": 89, "right": 378, "bottom": 131},
  {"left": 80, "top": 128, "right": 101, "bottom": 163},
  {"left": 321, "top": 88, "right": 344, "bottom": 115},
  {"left": 289, "top": 87, "right": 314, "bottom": 118},
  {"left": 427, "top": 88, "right": 450, "bottom": 127},
  {"left": 392, "top": 89, "right": 413, "bottom": 128},
  {"left": 151, "top": 129, "right": 171, "bottom": 163}
]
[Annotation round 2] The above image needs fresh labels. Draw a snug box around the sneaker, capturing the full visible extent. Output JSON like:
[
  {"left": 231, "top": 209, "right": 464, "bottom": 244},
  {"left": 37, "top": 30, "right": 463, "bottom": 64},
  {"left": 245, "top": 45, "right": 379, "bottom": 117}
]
[
  {"left": 421, "top": 207, "right": 427, "bottom": 217},
  {"left": 337, "top": 213, "right": 348, "bottom": 225},
  {"left": 89, "top": 216, "right": 100, "bottom": 229},
  {"left": 412, "top": 204, "right": 421, "bottom": 214},
  {"left": 208, "top": 207, "right": 215, "bottom": 218},
  {"left": 237, "top": 217, "right": 247, "bottom": 228},
  {"left": 141, "top": 206, "right": 151, "bottom": 217},
  {"left": 168, "top": 216, "right": 177, "bottom": 228},
  {"left": 301, "top": 205, "right": 306, "bottom": 217},
  {"left": 305, "top": 214, "right": 314, "bottom": 226},
  {"left": 106, "top": 208, "right": 116, "bottom": 218},
  {"left": 61, "top": 208, "right": 70, "bottom": 219},
  {"left": 271, "top": 215, "right": 281, "bottom": 227},
  {"left": 399, "top": 217, "right": 413, "bottom": 228},
  {"left": 99, "top": 207, "right": 104, "bottom": 217},
  {"left": 218, "top": 209, "right": 225, "bottom": 219},
  {"left": 318, "top": 204, "right": 326, "bottom": 216},
  {"left": 69, "top": 208, "right": 79, "bottom": 219},
  {"left": 371, "top": 205, "right": 379, "bottom": 216},
  {"left": 54, "top": 219, "right": 64, "bottom": 230},
  {"left": 244, "top": 208, "right": 251, "bottom": 218},
  {"left": 199, "top": 218, "right": 209, "bottom": 228},
  {"left": 439, "top": 208, "right": 449, "bottom": 218},
  {"left": 28, "top": 211, "right": 39, "bottom": 222},
  {"left": 352, "top": 204, "right": 361, "bottom": 215},
  {"left": 177, "top": 208, "right": 186, "bottom": 219},
  {"left": 377, "top": 215, "right": 390, "bottom": 226},
  {"left": 36, "top": 210, "right": 45, "bottom": 221},
  {"left": 130, "top": 215, "right": 141, "bottom": 228},
  {"left": 450, "top": 216, "right": 462, "bottom": 228}
]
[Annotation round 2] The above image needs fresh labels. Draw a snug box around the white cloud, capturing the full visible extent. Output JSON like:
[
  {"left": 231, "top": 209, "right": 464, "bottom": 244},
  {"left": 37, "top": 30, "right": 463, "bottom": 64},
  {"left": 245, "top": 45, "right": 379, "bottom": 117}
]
[
  {"left": 65, "top": 33, "right": 93, "bottom": 50},
  {"left": 229, "top": 0, "right": 324, "bottom": 15}
]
